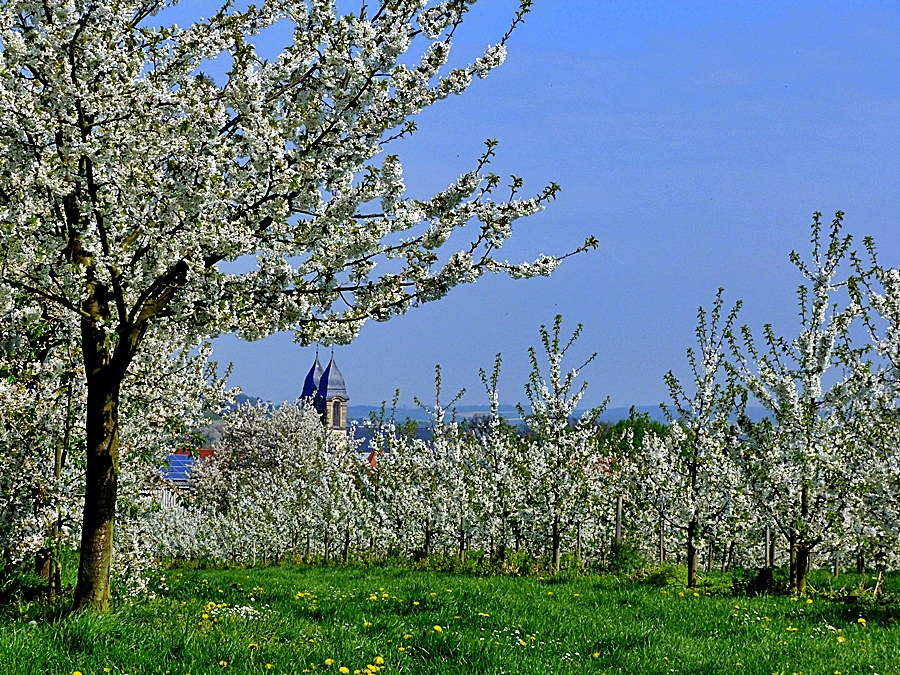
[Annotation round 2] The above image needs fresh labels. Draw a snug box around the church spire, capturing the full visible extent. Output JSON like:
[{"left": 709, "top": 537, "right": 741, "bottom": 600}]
[{"left": 301, "top": 350, "right": 324, "bottom": 399}]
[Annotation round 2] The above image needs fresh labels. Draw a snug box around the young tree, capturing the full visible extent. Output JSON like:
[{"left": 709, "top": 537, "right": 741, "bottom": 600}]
[
  {"left": 519, "top": 315, "right": 605, "bottom": 572},
  {"left": 630, "top": 290, "right": 744, "bottom": 588},
  {"left": 732, "top": 213, "right": 869, "bottom": 594},
  {"left": 467, "top": 355, "right": 528, "bottom": 562},
  {"left": 0, "top": 0, "right": 593, "bottom": 610}
]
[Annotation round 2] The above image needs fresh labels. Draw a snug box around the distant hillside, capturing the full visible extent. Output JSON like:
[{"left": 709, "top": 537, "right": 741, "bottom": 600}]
[{"left": 348, "top": 403, "right": 770, "bottom": 425}]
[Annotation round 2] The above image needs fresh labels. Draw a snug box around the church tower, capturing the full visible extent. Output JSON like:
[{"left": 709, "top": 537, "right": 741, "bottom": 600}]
[{"left": 302, "top": 352, "right": 349, "bottom": 434}]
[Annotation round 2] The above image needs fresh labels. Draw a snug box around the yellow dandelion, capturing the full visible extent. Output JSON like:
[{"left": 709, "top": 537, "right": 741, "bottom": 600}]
[
  {"left": 518, "top": 639, "right": 527, "bottom": 646},
  {"left": 692, "top": 591, "right": 699, "bottom": 597},
  {"left": 325, "top": 659, "right": 334, "bottom": 667},
  {"left": 219, "top": 661, "right": 228, "bottom": 667},
  {"left": 433, "top": 625, "right": 442, "bottom": 633},
  {"left": 339, "top": 669, "right": 350, "bottom": 675},
  {"left": 806, "top": 598, "right": 813, "bottom": 604},
  {"left": 202, "top": 613, "right": 209, "bottom": 619},
  {"left": 593, "top": 653, "right": 600, "bottom": 658},
  {"left": 74, "top": 672, "right": 83, "bottom": 675},
  {"left": 398, "top": 647, "right": 405, "bottom": 652},
  {"left": 413, "top": 601, "right": 419, "bottom": 606},
  {"left": 266, "top": 666, "right": 273, "bottom": 670},
  {"left": 858, "top": 617, "right": 867, "bottom": 626},
  {"left": 678, "top": 591, "right": 684, "bottom": 597},
  {"left": 374, "top": 657, "right": 384, "bottom": 666},
  {"left": 837, "top": 636, "right": 846, "bottom": 643},
  {"left": 403, "top": 634, "right": 412, "bottom": 639},
  {"left": 477, "top": 612, "right": 490, "bottom": 617},
  {"left": 249, "top": 643, "right": 258, "bottom": 650}
]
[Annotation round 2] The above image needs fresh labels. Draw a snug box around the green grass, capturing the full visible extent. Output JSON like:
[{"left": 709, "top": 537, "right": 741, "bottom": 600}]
[{"left": 1, "top": 565, "right": 898, "bottom": 675}]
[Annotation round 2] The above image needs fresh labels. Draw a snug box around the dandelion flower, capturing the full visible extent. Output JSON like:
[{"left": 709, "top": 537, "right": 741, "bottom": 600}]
[
  {"left": 806, "top": 598, "right": 813, "bottom": 604},
  {"left": 219, "top": 661, "right": 228, "bottom": 667},
  {"left": 433, "top": 625, "right": 442, "bottom": 633},
  {"left": 325, "top": 659, "right": 334, "bottom": 667},
  {"left": 837, "top": 636, "right": 846, "bottom": 643},
  {"left": 374, "top": 657, "right": 384, "bottom": 666},
  {"left": 340, "top": 669, "right": 350, "bottom": 675},
  {"left": 249, "top": 643, "right": 258, "bottom": 650},
  {"left": 858, "top": 618, "right": 867, "bottom": 626}
]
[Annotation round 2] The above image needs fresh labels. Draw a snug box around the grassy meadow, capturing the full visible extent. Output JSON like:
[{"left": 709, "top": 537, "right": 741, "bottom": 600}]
[{"left": 1, "top": 564, "right": 898, "bottom": 675}]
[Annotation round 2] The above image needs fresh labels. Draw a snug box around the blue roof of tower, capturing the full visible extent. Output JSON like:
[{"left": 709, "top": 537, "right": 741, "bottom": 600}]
[
  {"left": 301, "top": 353, "right": 324, "bottom": 398},
  {"left": 316, "top": 354, "right": 348, "bottom": 401}
]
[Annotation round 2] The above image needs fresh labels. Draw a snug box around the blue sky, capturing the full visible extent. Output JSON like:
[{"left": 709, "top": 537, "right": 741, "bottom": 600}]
[{"left": 202, "top": 1, "right": 900, "bottom": 410}]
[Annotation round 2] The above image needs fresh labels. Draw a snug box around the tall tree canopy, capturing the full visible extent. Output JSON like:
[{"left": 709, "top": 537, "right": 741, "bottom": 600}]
[{"left": 0, "top": 0, "right": 590, "bottom": 611}]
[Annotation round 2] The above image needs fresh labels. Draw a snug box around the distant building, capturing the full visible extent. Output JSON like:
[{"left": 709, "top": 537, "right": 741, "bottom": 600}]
[
  {"left": 301, "top": 351, "right": 349, "bottom": 436},
  {"left": 159, "top": 352, "right": 351, "bottom": 499}
]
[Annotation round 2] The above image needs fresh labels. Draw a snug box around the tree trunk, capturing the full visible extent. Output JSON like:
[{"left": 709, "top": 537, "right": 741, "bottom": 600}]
[
  {"left": 796, "top": 544, "right": 810, "bottom": 595},
  {"left": 551, "top": 515, "right": 561, "bottom": 572},
  {"left": 614, "top": 495, "right": 623, "bottom": 543},
  {"left": 73, "top": 364, "right": 124, "bottom": 612},
  {"left": 575, "top": 521, "right": 582, "bottom": 567},
  {"left": 788, "top": 529, "right": 798, "bottom": 592},
  {"left": 342, "top": 525, "right": 350, "bottom": 564},
  {"left": 686, "top": 519, "right": 698, "bottom": 588},
  {"left": 658, "top": 516, "right": 665, "bottom": 564},
  {"left": 856, "top": 549, "right": 865, "bottom": 574}
]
